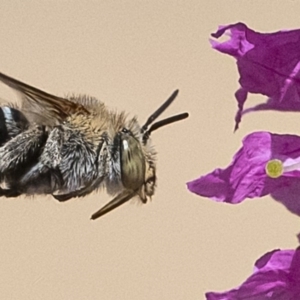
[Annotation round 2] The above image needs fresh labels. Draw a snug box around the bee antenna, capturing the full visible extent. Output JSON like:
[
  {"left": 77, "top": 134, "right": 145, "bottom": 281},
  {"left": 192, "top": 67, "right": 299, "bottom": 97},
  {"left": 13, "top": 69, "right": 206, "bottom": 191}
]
[
  {"left": 149, "top": 112, "right": 189, "bottom": 134},
  {"left": 142, "top": 112, "right": 189, "bottom": 143},
  {"left": 141, "top": 89, "right": 179, "bottom": 133}
]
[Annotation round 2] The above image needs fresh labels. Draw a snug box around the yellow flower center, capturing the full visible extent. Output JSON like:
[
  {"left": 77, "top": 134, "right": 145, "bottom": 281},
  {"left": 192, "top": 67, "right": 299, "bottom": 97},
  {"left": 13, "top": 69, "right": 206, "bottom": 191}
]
[{"left": 265, "top": 159, "right": 283, "bottom": 178}]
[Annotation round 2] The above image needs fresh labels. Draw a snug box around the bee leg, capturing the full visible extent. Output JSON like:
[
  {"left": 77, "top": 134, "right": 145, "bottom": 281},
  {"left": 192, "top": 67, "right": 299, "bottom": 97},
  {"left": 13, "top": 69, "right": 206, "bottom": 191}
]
[
  {"left": 0, "top": 106, "right": 29, "bottom": 146},
  {"left": 0, "top": 188, "right": 22, "bottom": 198},
  {"left": 20, "top": 127, "right": 65, "bottom": 191},
  {"left": 52, "top": 175, "right": 105, "bottom": 201},
  {"left": 0, "top": 125, "right": 47, "bottom": 175},
  {"left": 52, "top": 193, "right": 73, "bottom": 202},
  {"left": 0, "top": 125, "right": 47, "bottom": 196},
  {"left": 52, "top": 189, "right": 86, "bottom": 201},
  {"left": 22, "top": 124, "right": 99, "bottom": 199},
  {"left": 52, "top": 139, "right": 108, "bottom": 201},
  {"left": 21, "top": 162, "right": 64, "bottom": 192}
]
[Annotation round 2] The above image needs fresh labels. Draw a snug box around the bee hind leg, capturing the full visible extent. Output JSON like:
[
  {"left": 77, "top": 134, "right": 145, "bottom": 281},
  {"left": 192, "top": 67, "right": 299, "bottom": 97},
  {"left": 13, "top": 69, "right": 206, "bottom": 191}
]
[
  {"left": 0, "top": 125, "right": 47, "bottom": 175},
  {"left": 0, "top": 125, "right": 48, "bottom": 195},
  {"left": 0, "top": 106, "right": 30, "bottom": 146},
  {"left": 0, "top": 187, "right": 22, "bottom": 198}
]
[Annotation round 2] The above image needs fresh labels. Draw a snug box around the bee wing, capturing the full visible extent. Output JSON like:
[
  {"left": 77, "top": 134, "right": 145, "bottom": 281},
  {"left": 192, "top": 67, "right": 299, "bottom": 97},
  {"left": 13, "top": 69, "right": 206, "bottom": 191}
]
[{"left": 0, "top": 72, "right": 89, "bottom": 125}]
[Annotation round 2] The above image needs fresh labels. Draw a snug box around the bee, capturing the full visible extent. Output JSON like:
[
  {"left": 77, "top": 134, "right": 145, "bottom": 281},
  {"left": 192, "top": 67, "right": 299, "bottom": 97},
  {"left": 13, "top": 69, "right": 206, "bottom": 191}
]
[{"left": 0, "top": 72, "right": 188, "bottom": 219}]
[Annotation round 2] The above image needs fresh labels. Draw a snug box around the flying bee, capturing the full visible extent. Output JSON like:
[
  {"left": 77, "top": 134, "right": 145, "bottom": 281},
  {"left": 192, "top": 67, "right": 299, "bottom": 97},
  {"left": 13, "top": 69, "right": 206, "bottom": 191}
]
[{"left": 0, "top": 72, "right": 188, "bottom": 219}]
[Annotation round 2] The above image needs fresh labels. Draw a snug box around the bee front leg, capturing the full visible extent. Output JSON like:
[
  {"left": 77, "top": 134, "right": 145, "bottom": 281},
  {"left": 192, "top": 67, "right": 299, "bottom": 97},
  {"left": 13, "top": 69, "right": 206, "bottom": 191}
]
[
  {"left": 52, "top": 175, "right": 105, "bottom": 201},
  {"left": 52, "top": 137, "right": 108, "bottom": 201}
]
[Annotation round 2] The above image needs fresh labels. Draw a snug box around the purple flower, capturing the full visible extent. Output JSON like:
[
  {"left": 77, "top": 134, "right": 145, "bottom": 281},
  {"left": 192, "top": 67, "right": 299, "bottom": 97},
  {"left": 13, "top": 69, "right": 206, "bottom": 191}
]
[
  {"left": 206, "top": 248, "right": 300, "bottom": 300},
  {"left": 210, "top": 23, "right": 300, "bottom": 130},
  {"left": 187, "top": 131, "right": 300, "bottom": 216}
]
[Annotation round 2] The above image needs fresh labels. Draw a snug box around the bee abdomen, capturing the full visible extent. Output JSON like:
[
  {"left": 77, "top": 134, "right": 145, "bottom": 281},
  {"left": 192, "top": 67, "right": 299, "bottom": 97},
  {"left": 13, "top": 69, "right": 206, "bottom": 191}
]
[{"left": 0, "top": 106, "right": 29, "bottom": 146}]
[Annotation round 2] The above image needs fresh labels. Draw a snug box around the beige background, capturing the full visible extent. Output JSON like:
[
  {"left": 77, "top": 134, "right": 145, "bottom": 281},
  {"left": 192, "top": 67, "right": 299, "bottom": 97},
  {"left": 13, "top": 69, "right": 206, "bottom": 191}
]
[{"left": 0, "top": 1, "right": 299, "bottom": 299}]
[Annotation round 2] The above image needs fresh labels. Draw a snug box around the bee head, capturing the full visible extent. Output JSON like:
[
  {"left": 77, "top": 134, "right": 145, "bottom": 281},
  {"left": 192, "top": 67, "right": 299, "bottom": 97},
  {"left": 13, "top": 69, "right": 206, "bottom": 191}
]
[
  {"left": 91, "top": 90, "right": 188, "bottom": 220},
  {"left": 118, "top": 125, "right": 156, "bottom": 201}
]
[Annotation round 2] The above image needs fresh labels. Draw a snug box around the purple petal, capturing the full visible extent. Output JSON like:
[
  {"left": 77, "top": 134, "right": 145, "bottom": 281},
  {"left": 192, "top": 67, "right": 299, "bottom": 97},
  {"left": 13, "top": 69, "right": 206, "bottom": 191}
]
[
  {"left": 187, "top": 132, "right": 300, "bottom": 215},
  {"left": 254, "top": 250, "right": 293, "bottom": 272},
  {"left": 187, "top": 132, "right": 271, "bottom": 203},
  {"left": 210, "top": 23, "right": 300, "bottom": 130},
  {"left": 205, "top": 248, "right": 300, "bottom": 299},
  {"left": 270, "top": 178, "right": 300, "bottom": 216},
  {"left": 206, "top": 289, "right": 238, "bottom": 300}
]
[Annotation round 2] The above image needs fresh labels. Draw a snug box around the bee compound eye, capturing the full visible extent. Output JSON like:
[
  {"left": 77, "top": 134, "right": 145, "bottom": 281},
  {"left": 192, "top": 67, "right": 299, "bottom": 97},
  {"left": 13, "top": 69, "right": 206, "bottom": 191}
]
[{"left": 120, "top": 135, "right": 145, "bottom": 190}]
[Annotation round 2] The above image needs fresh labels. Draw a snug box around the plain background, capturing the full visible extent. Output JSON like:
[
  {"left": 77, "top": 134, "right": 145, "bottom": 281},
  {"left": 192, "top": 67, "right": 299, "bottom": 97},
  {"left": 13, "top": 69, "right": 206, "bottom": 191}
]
[{"left": 0, "top": 1, "right": 299, "bottom": 299}]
